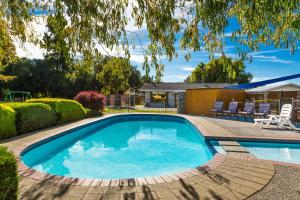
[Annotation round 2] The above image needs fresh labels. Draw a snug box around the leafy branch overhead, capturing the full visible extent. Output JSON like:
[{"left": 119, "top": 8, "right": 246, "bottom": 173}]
[
  {"left": 185, "top": 55, "right": 253, "bottom": 84},
  {"left": 2, "top": 0, "right": 300, "bottom": 78}
]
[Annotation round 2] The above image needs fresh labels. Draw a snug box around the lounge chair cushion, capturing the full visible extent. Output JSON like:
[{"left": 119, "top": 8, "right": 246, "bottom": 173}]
[{"left": 254, "top": 112, "right": 265, "bottom": 116}]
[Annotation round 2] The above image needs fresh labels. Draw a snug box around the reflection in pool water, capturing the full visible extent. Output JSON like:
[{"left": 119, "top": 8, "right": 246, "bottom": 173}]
[{"left": 240, "top": 142, "right": 300, "bottom": 164}]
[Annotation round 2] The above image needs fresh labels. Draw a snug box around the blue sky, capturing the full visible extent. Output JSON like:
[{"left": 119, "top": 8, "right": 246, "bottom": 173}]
[{"left": 128, "top": 18, "right": 300, "bottom": 84}]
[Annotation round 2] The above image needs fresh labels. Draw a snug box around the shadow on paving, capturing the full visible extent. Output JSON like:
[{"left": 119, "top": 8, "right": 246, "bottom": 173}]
[
  {"left": 199, "top": 166, "right": 230, "bottom": 185},
  {"left": 118, "top": 185, "right": 155, "bottom": 200},
  {"left": 20, "top": 178, "right": 72, "bottom": 200},
  {"left": 20, "top": 165, "right": 245, "bottom": 200},
  {"left": 111, "top": 166, "right": 234, "bottom": 200}
]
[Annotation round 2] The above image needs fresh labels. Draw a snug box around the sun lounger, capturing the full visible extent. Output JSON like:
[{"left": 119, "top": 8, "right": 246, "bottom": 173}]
[
  {"left": 238, "top": 102, "right": 255, "bottom": 117},
  {"left": 223, "top": 102, "right": 238, "bottom": 119},
  {"left": 254, "top": 103, "right": 271, "bottom": 118},
  {"left": 254, "top": 104, "right": 296, "bottom": 129},
  {"left": 210, "top": 101, "right": 224, "bottom": 116}
]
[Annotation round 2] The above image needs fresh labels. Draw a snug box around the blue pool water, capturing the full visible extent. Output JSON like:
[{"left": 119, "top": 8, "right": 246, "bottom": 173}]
[
  {"left": 240, "top": 142, "right": 300, "bottom": 164},
  {"left": 22, "top": 115, "right": 214, "bottom": 179}
]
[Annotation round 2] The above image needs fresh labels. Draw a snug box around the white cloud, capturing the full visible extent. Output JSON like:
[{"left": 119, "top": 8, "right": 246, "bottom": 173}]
[
  {"left": 251, "top": 55, "right": 294, "bottom": 64},
  {"left": 224, "top": 32, "right": 232, "bottom": 37},
  {"left": 13, "top": 16, "right": 47, "bottom": 59},
  {"left": 214, "top": 52, "right": 239, "bottom": 59},
  {"left": 250, "top": 49, "right": 291, "bottom": 55},
  {"left": 182, "top": 66, "right": 194, "bottom": 71},
  {"left": 163, "top": 75, "right": 188, "bottom": 82},
  {"left": 130, "top": 54, "right": 146, "bottom": 64}
]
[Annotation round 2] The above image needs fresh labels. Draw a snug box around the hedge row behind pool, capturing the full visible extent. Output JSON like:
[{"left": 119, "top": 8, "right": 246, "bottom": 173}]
[
  {"left": 0, "top": 105, "right": 17, "bottom": 139},
  {"left": 4, "top": 103, "right": 56, "bottom": 134},
  {"left": 0, "top": 146, "right": 18, "bottom": 200},
  {"left": 27, "top": 98, "right": 86, "bottom": 124}
]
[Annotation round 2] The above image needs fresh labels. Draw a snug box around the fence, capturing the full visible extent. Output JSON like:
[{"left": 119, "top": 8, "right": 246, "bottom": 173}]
[
  {"left": 185, "top": 88, "right": 245, "bottom": 115},
  {"left": 104, "top": 94, "right": 179, "bottom": 113}
]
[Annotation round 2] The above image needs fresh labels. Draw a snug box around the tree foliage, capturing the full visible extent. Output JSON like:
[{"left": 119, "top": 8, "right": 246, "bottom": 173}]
[
  {"left": 2, "top": 1, "right": 300, "bottom": 78},
  {"left": 96, "top": 58, "right": 132, "bottom": 95},
  {"left": 186, "top": 55, "right": 252, "bottom": 84},
  {"left": 41, "top": 7, "right": 72, "bottom": 71},
  {"left": 0, "top": 19, "right": 16, "bottom": 67},
  {"left": 3, "top": 57, "right": 142, "bottom": 98},
  {"left": 129, "top": 66, "right": 143, "bottom": 89}
]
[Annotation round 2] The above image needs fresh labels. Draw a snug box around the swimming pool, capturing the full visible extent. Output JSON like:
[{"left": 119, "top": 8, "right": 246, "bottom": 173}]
[
  {"left": 240, "top": 141, "right": 300, "bottom": 164},
  {"left": 21, "top": 114, "right": 214, "bottom": 179}
]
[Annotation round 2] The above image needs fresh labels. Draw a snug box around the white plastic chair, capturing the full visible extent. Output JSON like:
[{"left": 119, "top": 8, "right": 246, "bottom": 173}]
[{"left": 254, "top": 104, "right": 295, "bottom": 129}]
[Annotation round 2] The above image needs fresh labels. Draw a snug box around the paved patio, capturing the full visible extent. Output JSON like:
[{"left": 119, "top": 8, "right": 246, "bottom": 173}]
[
  {"left": 17, "top": 156, "right": 274, "bottom": 200},
  {"left": 193, "top": 116, "right": 300, "bottom": 142},
  {"left": 1, "top": 113, "right": 300, "bottom": 200}
]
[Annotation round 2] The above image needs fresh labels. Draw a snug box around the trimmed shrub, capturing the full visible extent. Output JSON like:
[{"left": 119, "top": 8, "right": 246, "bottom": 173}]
[
  {"left": 27, "top": 98, "right": 86, "bottom": 124},
  {"left": 0, "top": 105, "right": 17, "bottom": 139},
  {"left": 74, "top": 91, "right": 105, "bottom": 111},
  {"left": 5, "top": 103, "right": 56, "bottom": 134},
  {"left": 84, "top": 108, "right": 103, "bottom": 118},
  {"left": 0, "top": 146, "right": 18, "bottom": 200}
]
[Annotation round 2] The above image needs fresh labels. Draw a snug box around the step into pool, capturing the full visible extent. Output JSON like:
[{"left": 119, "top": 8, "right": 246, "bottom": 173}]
[{"left": 22, "top": 114, "right": 214, "bottom": 179}]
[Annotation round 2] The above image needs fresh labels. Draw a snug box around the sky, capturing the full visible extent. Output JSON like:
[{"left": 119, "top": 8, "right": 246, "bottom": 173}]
[{"left": 13, "top": 15, "right": 300, "bottom": 85}]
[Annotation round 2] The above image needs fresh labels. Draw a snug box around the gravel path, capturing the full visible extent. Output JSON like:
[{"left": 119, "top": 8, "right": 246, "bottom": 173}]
[{"left": 248, "top": 165, "right": 300, "bottom": 200}]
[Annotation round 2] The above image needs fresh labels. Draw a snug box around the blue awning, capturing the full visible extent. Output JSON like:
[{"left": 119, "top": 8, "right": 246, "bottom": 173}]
[{"left": 225, "top": 73, "right": 300, "bottom": 90}]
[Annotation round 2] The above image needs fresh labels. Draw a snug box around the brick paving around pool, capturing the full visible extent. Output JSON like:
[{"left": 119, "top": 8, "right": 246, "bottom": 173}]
[{"left": 3, "top": 113, "right": 300, "bottom": 200}]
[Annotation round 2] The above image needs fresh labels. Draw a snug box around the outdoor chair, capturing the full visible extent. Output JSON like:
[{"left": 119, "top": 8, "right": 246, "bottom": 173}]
[
  {"left": 210, "top": 101, "right": 224, "bottom": 117},
  {"left": 223, "top": 102, "right": 239, "bottom": 119},
  {"left": 253, "top": 103, "right": 271, "bottom": 118},
  {"left": 254, "top": 104, "right": 296, "bottom": 129},
  {"left": 238, "top": 102, "right": 255, "bottom": 119}
]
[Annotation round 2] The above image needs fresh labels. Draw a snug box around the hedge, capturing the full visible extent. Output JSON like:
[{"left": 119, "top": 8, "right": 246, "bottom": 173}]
[
  {"left": 27, "top": 98, "right": 86, "bottom": 124},
  {"left": 5, "top": 103, "right": 56, "bottom": 134},
  {"left": 0, "top": 105, "right": 17, "bottom": 139},
  {"left": 0, "top": 146, "right": 18, "bottom": 200}
]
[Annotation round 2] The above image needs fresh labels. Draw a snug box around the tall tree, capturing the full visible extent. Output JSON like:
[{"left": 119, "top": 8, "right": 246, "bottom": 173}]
[
  {"left": 3, "top": 1, "right": 300, "bottom": 78},
  {"left": 128, "top": 66, "right": 143, "bottom": 89},
  {"left": 186, "top": 55, "right": 252, "bottom": 84},
  {"left": 0, "top": 18, "right": 17, "bottom": 96},
  {"left": 0, "top": 19, "right": 16, "bottom": 67},
  {"left": 96, "top": 58, "right": 132, "bottom": 95},
  {"left": 41, "top": 3, "right": 71, "bottom": 71}
]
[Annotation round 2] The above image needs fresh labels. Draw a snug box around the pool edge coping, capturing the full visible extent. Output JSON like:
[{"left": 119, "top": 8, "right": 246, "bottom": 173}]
[{"left": 13, "top": 113, "right": 227, "bottom": 187}]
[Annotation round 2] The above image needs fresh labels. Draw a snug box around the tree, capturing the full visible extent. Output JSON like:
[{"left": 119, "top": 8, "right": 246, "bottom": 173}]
[
  {"left": 41, "top": 5, "right": 71, "bottom": 71},
  {"left": 186, "top": 55, "right": 252, "bottom": 84},
  {"left": 3, "top": 1, "right": 300, "bottom": 78},
  {"left": 96, "top": 58, "right": 132, "bottom": 95},
  {"left": 0, "top": 18, "right": 17, "bottom": 97},
  {"left": 128, "top": 66, "right": 143, "bottom": 89},
  {"left": 0, "top": 19, "right": 16, "bottom": 67},
  {"left": 3, "top": 58, "right": 73, "bottom": 97},
  {"left": 142, "top": 75, "right": 154, "bottom": 83}
]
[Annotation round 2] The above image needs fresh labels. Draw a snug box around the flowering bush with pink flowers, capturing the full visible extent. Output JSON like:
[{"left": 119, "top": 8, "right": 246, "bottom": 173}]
[{"left": 74, "top": 91, "right": 105, "bottom": 111}]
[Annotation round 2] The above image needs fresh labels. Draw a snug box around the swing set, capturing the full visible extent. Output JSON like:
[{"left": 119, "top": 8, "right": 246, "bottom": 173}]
[{"left": 3, "top": 91, "right": 32, "bottom": 102}]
